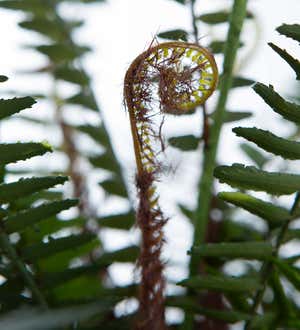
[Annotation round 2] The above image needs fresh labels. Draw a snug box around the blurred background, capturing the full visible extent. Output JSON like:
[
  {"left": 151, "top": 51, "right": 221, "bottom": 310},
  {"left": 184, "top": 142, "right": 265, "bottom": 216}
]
[{"left": 0, "top": 0, "right": 299, "bottom": 326}]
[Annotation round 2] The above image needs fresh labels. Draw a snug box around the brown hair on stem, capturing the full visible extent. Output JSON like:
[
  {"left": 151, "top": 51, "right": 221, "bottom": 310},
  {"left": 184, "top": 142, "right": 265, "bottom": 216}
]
[{"left": 124, "top": 41, "right": 218, "bottom": 330}]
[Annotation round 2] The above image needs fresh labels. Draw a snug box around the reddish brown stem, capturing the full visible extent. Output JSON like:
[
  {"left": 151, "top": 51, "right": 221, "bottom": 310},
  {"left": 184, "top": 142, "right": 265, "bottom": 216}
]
[{"left": 135, "top": 171, "right": 166, "bottom": 330}]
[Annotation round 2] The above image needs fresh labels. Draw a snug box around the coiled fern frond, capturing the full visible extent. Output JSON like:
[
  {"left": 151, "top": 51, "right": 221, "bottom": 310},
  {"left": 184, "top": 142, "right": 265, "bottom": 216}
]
[{"left": 124, "top": 41, "right": 218, "bottom": 329}]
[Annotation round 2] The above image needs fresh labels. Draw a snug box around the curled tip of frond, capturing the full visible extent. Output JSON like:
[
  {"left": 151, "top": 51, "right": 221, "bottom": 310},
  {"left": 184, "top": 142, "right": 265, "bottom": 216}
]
[{"left": 124, "top": 41, "right": 218, "bottom": 117}]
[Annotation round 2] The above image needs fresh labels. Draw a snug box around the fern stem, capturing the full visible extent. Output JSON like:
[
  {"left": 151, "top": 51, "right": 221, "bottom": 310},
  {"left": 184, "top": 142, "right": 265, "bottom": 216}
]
[
  {"left": 190, "top": 0, "right": 199, "bottom": 43},
  {"left": 244, "top": 192, "right": 300, "bottom": 330},
  {"left": 184, "top": 2, "right": 248, "bottom": 327},
  {"left": 189, "top": 0, "right": 248, "bottom": 276},
  {"left": 0, "top": 229, "right": 48, "bottom": 308}
]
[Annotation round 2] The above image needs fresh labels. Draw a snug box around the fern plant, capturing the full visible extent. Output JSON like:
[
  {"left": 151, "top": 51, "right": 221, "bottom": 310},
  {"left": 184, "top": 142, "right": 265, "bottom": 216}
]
[
  {"left": 1, "top": 0, "right": 300, "bottom": 329},
  {"left": 0, "top": 0, "right": 138, "bottom": 328},
  {"left": 0, "top": 76, "right": 106, "bottom": 327}
]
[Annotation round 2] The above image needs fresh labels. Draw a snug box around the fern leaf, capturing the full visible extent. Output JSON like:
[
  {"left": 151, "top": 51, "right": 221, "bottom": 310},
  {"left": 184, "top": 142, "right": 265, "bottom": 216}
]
[
  {"left": 66, "top": 91, "right": 98, "bottom": 112},
  {"left": 97, "top": 211, "right": 134, "bottom": 230},
  {"left": 0, "top": 97, "right": 36, "bottom": 120},
  {"left": 0, "top": 176, "right": 68, "bottom": 203},
  {"left": 178, "top": 274, "right": 262, "bottom": 292},
  {"left": 168, "top": 135, "right": 199, "bottom": 151},
  {"left": 19, "top": 18, "right": 82, "bottom": 42},
  {"left": 197, "top": 10, "right": 253, "bottom": 25},
  {"left": 54, "top": 66, "right": 89, "bottom": 86},
  {"left": 218, "top": 191, "right": 290, "bottom": 227},
  {"left": 0, "top": 142, "right": 52, "bottom": 164},
  {"left": 253, "top": 83, "right": 300, "bottom": 124},
  {"left": 240, "top": 143, "right": 268, "bottom": 168},
  {"left": 34, "top": 44, "right": 90, "bottom": 63},
  {"left": 158, "top": 29, "right": 188, "bottom": 41},
  {"left": 268, "top": 43, "right": 300, "bottom": 80},
  {"left": 214, "top": 163, "right": 300, "bottom": 195},
  {"left": 0, "top": 302, "right": 111, "bottom": 330},
  {"left": 273, "top": 259, "right": 300, "bottom": 291},
  {"left": 168, "top": 296, "right": 251, "bottom": 323},
  {"left": 22, "top": 233, "right": 96, "bottom": 261},
  {"left": 277, "top": 24, "right": 300, "bottom": 42},
  {"left": 190, "top": 242, "right": 273, "bottom": 260},
  {"left": 4, "top": 199, "right": 78, "bottom": 234},
  {"left": 0, "top": 75, "right": 8, "bottom": 82},
  {"left": 233, "top": 127, "right": 300, "bottom": 160}
]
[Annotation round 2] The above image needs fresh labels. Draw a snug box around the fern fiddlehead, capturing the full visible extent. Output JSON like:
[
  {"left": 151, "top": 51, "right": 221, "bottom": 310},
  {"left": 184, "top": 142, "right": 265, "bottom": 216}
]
[{"left": 124, "top": 41, "right": 218, "bottom": 329}]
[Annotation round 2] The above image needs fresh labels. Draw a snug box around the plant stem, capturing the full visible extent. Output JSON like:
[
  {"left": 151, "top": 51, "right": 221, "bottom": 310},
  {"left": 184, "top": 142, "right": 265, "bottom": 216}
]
[
  {"left": 244, "top": 192, "right": 300, "bottom": 330},
  {"left": 0, "top": 229, "right": 48, "bottom": 308},
  {"left": 189, "top": 0, "right": 248, "bottom": 277},
  {"left": 190, "top": 0, "right": 199, "bottom": 43}
]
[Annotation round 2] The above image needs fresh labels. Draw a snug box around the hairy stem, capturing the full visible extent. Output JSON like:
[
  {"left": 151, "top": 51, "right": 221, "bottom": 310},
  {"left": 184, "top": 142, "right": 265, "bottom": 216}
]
[
  {"left": 244, "top": 192, "right": 300, "bottom": 330},
  {"left": 125, "top": 42, "right": 218, "bottom": 330}
]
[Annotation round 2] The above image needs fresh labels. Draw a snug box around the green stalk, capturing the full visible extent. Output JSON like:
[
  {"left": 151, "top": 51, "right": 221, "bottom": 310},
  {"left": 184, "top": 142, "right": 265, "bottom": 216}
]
[
  {"left": 182, "top": 2, "right": 248, "bottom": 328},
  {"left": 0, "top": 229, "right": 48, "bottom": 308},
  {"left": 189, "top": 0, "right": 248, "bottom": 276},
  {"left": 190, "top": 0, "right": 199, "bottom": 43}
]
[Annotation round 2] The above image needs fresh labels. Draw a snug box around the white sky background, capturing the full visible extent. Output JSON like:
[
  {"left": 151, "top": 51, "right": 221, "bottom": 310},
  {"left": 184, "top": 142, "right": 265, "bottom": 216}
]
[{"left": 0, "top": 0, "right": 300, "bottom": 325}]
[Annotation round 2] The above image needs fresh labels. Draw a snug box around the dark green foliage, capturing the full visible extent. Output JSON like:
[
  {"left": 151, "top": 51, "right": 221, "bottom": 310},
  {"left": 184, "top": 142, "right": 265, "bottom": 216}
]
[
  {"left": 0, "top": 76, "right": 8, "bottom": 82},
  {"left": 190, "top": 242, "right": 273, "bottom": 260},
  {"left": 168, "top": 134, "right": 199, "bottom": 151},
  {"left": 253, "top": 83, "right": 300, "bottom": 123},
  {"left": 233, "top": 127, "right": 300, "bottom": 159},
  {"left": 197, "top": 10, "right": 253, "bottom": 25},
  {"left": 0, "top": 0, "right": 136, "bottom": 327},
  {"left": 0, "top": 97, "right": 36, "bottom": 120},
  {"left": 213, "top": 20, "right": 300, "bottom": 330},
  {"left": 211, "top": 110, "right": 252, "bottom": 123},
  {"left": 35, "top": 44, "right": 91, "bottom": 63},
  {"left": 21, "top": 234, "right": 97, "bottom": 261},
  {"left": 97, "top": 211, "right": 134, "bottom": 230},
  {"left": 4, "top": 199, "right": 78, "bottom": 233},
  {"left": 54, "top": 66, "right": 90, "bottom": 86},
  {"left": 268, "top": 42, "right": 300, "bottom": 80},
  {"left": 0, "top": 176, "right": 68, "bottom": 203},
  {"left": 276, "top": 23, "right": 300, "bottom": 42},
  {"left": 158, "top": 29, "right": 188, "bottom": 41},
  {"left": 100, "top": 177, "right": 128, "bottom": 197},
  {"left": 215, "top": 163, "right": 300, "bottom": 195},
  {"left": 231, "top": 76, "right": 255, "bottom": 88},
  {"left": 218, "top": 191, "right": 289, "bottom": 227},
  {"left": 168, "top": 296, "right": 253, "bottom": 323},
  {"left": 1, "top": 0, "right": 299, "bottom": 329},
  {"left": 0, "top": 1, "right": 56, "bottom": 16},
  {"left": 66, "top": 91, "right": 98, "bottom": 111},
  {"left": 178, "top": 274, "right": 262, "bottom": 292},
  {"left": 171, "top": 0, "right": 185, "bottom": 4},
  {"left": 240, "top": 143, "right": 268, "bottom": 168},
  {"left": 273, "top": 259, "right": 300, "bottom": 291},
  {"left": 19, "top": 18, "right": 83, "bottom": 42},
  {"left": 0, "top": 142, "right": 52, "bottom": 164},
  {"left": 209, "top": 40, "right": 243, "bottom": 54},
  {"left": 0, "top": 302, "right": 112, "bottom": 330}
]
